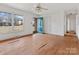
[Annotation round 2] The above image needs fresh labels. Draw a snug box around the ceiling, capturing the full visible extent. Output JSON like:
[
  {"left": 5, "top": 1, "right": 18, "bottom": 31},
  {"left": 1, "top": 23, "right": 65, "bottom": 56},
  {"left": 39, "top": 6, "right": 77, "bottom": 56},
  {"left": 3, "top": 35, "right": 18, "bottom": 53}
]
[{"left": 2, "top": 3, "right": 79, "bottom": 15}]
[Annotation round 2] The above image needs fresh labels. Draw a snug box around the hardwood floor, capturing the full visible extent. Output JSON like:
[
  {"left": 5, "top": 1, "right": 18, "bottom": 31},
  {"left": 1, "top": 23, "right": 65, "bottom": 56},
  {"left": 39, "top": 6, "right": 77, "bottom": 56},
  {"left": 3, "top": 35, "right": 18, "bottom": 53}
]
[
  {"left": 33, "top": 34, "right": 79, "bottom": 55},
  {"left": 0, "top": 34, "right": 79, "bottom": 55},
  {"left": 0, "top": 36, "right": 33, "bottom": 55}
]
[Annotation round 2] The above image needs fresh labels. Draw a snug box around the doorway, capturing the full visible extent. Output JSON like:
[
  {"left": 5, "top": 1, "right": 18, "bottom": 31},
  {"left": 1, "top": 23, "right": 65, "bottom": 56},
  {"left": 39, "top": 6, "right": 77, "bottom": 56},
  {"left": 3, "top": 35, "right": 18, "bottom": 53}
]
[
  {"left": 33, "top": 16, "right": 44, "bottom": 34},
  {"left": 65, "top": 13, "right": 76, "bottom": 37},
  {"left": 33, "top": 17, "right": 38, "bottom": 33}
]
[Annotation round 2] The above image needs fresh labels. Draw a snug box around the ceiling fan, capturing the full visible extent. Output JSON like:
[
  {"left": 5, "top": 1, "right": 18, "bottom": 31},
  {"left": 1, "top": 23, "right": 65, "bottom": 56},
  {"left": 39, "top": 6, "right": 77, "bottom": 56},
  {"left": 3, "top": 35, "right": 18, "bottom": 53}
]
[
  {"left": 34, "top": 3, "right": 48, "bottom": 14},
  {"left": 35, "top": 3, "right": 48, "bottom": 10}
]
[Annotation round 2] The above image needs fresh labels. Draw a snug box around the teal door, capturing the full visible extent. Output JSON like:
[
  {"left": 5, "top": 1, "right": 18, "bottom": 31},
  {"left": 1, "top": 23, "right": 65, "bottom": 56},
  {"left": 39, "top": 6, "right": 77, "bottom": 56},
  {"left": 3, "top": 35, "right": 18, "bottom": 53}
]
[{"left": 37, "top": 16, "right": 44, "bottom": 33}]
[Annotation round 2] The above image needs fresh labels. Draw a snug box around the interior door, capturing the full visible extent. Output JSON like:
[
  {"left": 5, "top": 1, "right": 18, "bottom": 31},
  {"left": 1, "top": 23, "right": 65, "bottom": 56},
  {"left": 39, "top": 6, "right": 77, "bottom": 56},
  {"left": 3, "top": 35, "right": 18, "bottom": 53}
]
[
  {"left": 37, "top": 16, "right": 44, "bottom": 33},
  {"left": 33, "top": 17, "right": 37, "bottom": 33}
]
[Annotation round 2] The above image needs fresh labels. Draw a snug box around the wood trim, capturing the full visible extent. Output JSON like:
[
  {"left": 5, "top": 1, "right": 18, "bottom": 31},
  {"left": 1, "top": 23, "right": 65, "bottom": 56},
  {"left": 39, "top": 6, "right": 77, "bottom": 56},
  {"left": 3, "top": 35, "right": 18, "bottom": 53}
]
[
  {"left": 33, "top": 17, "right": 38, "bottom": 33},
  {"left": 0, "top": 34, "right": 32, "bottom": 42}
]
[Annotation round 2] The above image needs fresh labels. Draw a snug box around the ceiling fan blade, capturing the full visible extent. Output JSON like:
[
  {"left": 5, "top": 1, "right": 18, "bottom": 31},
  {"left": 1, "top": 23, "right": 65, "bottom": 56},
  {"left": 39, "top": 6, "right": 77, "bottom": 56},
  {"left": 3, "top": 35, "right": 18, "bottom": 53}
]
[
  {"left": 40, "top": 7, "right": 48, "bottom": 10},
  {"left": 36, "top": 3, "right": 41, "bottom": 8},
  {"left": 36, "top": 3, "right": 48, "bottom": 10}
]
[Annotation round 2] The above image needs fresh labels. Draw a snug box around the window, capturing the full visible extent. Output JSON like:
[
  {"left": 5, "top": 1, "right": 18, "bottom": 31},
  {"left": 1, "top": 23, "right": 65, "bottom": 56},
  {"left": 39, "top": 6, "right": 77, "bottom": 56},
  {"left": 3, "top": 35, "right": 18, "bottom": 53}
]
[
  {"left": 0, "top": 12, "right": 24, "bottom": 34},
  {"left": 0, "top": 12, "right": 12, "bottom": 26},
  {"left": 13, "top": 15, "right": 23, "bottom": 31}
]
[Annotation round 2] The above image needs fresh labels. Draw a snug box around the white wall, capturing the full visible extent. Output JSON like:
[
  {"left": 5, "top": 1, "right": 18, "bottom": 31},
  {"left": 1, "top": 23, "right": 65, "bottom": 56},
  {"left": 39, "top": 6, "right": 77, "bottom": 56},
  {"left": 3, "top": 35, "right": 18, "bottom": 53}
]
[
  {"left": 0, "top": 4, "right": 34, "bottom": 40},
  {"left": 44, "top": 11, "right": 65, "bottom": 36},
  {"left": 76, "top": 15, "right": 79, "bottom": 38},
  {"left": 44, "top": 15, "right": 52, "bottom": 34}
]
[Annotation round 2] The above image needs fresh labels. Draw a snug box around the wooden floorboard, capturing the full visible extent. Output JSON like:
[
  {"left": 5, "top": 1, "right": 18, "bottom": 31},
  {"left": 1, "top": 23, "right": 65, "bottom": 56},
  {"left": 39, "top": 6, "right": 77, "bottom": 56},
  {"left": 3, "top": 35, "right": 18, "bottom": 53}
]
[
  {"left": 33, "top": 34, "right": 79, "bottom": 55},
  {"left": 0, "top": 34, "right": 79, "bottom": 55},
  {"left": 0, "top": 36, "right": 33, "bottom": 55}
]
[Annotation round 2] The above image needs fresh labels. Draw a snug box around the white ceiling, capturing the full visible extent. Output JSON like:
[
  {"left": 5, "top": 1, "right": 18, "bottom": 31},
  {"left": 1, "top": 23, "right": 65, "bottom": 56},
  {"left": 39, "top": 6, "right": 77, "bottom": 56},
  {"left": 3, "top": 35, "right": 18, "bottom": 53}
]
[{"left": 2, "top": 3, "right": 79, "bottom": 14}]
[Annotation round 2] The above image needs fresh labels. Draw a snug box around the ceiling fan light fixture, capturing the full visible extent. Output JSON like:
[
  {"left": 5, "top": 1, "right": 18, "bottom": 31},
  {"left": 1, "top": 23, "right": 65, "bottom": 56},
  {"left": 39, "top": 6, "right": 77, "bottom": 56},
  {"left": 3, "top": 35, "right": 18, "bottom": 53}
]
[{"left": 34, "top": 3, "right": 48, "bottom": 15}]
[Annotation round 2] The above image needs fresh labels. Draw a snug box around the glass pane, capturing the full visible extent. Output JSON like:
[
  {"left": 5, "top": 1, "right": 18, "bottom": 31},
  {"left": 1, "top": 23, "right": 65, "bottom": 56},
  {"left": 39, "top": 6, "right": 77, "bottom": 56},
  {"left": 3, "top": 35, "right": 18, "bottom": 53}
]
[
  {"left": 37, "top": 16, "right": 44, "bottom": 33},
  {"left": 0, "top": 12, "right": 12, "bottom": 33},
  {"left": 13, "top": 15, "right": 23, "bottom": 31}
]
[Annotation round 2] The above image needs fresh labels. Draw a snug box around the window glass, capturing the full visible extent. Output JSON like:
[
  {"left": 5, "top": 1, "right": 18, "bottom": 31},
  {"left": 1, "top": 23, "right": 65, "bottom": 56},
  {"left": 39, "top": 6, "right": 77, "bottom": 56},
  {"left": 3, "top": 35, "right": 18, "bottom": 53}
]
[
  {"left": 13, "top": 15, "right": 23, "bottom": 31},
  {"left": 0, "top": 12, "right": 12, "bottom": 26},
  {"left": 0, "top": 12, "right": 12, "bottom": 33},
  {"left": 0, "top": 12, "right": 24, "bottom": 34}
]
